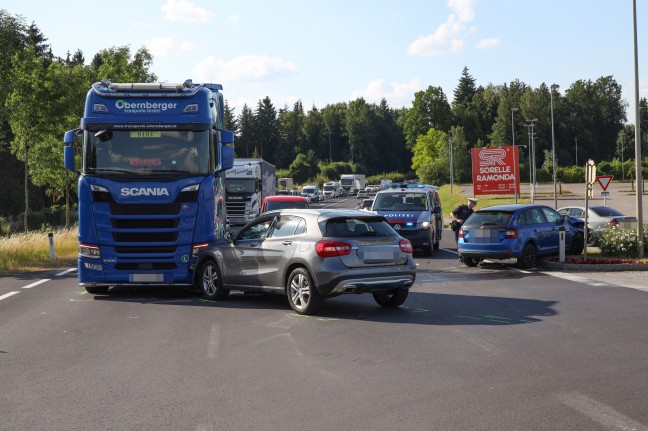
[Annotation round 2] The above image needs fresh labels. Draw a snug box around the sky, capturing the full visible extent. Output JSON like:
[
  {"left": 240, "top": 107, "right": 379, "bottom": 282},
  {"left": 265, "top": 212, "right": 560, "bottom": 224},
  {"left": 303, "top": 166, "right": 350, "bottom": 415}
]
[{"left": 6, "top": 0, "right": 648, "bottom": 121}]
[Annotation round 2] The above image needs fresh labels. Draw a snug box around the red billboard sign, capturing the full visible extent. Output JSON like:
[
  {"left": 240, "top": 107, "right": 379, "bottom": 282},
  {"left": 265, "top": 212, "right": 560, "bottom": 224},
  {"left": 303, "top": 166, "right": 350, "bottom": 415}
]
[{"left": 471, "top": 146, "right": 519, "bottom": 195}]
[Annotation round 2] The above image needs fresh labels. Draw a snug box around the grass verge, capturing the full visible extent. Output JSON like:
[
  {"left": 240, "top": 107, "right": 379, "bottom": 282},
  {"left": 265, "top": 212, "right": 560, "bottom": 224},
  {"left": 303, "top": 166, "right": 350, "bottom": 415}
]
[{"left": 0, "top": 228, "right": 78, "bottom": 275}]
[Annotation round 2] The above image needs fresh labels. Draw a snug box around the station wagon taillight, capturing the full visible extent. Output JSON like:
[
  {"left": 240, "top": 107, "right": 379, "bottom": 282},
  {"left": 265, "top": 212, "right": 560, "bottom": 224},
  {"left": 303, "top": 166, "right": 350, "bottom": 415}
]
[
  {"left": 608, "top": 219, "right": 619, "bottom": 227},
  {"left": 505, "top": 228, "right": 518, "bottom": 239},
  {"left": 316, "top": 240, "right": 352, "bottom": 257}
]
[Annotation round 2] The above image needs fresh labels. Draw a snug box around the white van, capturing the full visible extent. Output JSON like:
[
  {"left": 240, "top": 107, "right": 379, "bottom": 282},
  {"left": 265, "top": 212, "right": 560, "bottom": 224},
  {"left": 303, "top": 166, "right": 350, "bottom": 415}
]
[{"left": 301, "top": 185, "right": 321, "bottom": 202}]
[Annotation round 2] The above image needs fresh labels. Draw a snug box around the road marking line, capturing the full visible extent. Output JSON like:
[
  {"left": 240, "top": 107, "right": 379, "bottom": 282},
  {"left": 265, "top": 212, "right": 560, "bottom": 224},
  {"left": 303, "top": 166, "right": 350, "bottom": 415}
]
[
  {"left": 55, "top": 268, "right": 76, "bottom": 276},
  {"left": 207, "top": 323, "right": 220, "bottom": 359},
  {"left": 0, "top": 291, "right": 20, "bottom": 301},
  {"left": 22, "top": 279, "right": 50, "bottom": 289},
  {"left": 557, "top": 391, "right": 648, "bottom": 431},
  {"left": 541, "top": 271, "right": 610, "bottom": 287},
  {"left": 440, "top": 248, "right": 458, "bottom": 255}
]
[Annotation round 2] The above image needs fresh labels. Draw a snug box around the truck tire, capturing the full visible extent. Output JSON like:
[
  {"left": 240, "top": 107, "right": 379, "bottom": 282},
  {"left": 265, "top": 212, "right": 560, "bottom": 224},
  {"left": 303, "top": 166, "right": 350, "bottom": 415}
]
[{"left": 85, "top": 285, "right": 109, "bottom": 294}]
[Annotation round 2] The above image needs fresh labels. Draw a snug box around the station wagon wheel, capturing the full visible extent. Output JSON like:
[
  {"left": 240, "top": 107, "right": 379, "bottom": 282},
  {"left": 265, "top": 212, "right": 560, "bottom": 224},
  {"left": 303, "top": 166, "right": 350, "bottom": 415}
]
[
  {"left": 373, "top": 289, "right": 409, "bottom": 308},
  {"left": 199, "top": 259, "right": 229, "bottom": 300},
  {"left": 286, "top": 267, "right": 322, "bottom": 315},
  {"left": 461, "top": 256, "right": 479, "bottom": 267},
  {"left": 517, "top": 243, "right": 537, "bottom": 269}
]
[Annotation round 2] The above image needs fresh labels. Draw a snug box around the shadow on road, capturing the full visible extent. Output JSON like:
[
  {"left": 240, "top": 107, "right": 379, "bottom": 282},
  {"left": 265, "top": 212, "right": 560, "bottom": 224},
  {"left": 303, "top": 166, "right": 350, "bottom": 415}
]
[{"left": 90, "top": 285, "right": 557, "bottom": 327}]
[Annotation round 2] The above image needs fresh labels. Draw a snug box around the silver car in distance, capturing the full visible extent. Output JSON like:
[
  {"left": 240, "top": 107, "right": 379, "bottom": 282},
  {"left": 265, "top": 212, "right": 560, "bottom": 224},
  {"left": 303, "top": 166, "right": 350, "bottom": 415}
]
[{"left": 194, "top": 209, "right": 416, "bottom": 315}]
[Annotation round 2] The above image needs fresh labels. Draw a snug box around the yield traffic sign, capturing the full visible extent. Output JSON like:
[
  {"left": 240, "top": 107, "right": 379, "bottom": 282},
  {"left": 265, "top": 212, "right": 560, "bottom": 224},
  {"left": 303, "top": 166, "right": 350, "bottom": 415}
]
[{"left": 596, "top": 175, "right": 613, "bottom": 191}]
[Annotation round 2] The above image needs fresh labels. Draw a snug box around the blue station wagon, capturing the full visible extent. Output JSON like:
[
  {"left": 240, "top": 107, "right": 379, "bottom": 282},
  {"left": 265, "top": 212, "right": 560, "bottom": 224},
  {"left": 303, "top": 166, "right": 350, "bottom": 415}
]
[{"left": 457, "top": 204, "right": 585, "bottom": 268}]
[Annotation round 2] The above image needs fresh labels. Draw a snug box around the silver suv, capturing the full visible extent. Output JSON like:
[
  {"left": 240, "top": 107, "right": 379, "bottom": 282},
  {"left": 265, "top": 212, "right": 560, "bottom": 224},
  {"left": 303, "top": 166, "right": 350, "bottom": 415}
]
[{"left": 194, "top": 209, "right": 416, "bottom": 315}]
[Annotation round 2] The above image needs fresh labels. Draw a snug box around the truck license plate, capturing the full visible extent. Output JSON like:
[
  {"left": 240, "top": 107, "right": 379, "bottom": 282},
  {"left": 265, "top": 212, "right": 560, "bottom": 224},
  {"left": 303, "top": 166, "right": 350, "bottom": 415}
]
[{"left": 130, "top": 274, "right": 164, "bottom": 282}]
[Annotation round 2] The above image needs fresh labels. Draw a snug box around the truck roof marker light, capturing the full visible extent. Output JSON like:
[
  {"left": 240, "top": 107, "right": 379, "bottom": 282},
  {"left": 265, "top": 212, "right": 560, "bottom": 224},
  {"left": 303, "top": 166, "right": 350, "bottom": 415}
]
[
  {"left": 93, "top": 104, "right": 109, "bottom": 113},
  {"left": 184, "top": 104, "right": 199, "bottom": 113}
]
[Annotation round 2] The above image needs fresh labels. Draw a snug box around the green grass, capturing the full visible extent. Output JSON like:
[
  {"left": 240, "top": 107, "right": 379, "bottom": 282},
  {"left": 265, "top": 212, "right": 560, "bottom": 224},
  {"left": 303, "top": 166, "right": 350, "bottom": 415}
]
[{"left": 0, "top": 228, "right": 78, "bottom": 274}]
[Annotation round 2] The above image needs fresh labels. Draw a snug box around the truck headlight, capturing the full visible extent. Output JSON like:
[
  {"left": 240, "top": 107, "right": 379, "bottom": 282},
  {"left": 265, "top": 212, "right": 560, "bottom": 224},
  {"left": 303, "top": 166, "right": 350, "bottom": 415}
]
[
  {"left": 421, "top": 221, "right": 430, "bottom": 230},
  {"left": 79, "top": 244, "right": 101, "bottom": 259}
]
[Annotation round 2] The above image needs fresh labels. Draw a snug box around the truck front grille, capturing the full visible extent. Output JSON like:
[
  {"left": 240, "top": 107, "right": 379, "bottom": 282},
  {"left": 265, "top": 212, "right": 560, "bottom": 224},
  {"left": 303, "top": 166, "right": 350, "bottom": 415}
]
[{"left": 113, "top": 232, "right": 178, "bottom": 242}]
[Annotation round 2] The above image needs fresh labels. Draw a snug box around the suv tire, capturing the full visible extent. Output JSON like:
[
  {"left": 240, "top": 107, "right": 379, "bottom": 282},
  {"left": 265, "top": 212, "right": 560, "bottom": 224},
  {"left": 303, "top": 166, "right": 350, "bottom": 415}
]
[
  {"left": 287, "top": 267, "right": 322, "bottom": 315},
  {"left": 199, "top": 259, "right": 230, "bottom": 300}
]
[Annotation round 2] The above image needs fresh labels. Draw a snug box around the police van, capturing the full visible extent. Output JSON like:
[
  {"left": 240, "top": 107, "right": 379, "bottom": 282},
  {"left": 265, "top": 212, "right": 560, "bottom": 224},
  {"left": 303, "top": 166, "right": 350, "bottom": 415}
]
[{"left": 370, "top": 185, "right": 443, "bottom": 256}]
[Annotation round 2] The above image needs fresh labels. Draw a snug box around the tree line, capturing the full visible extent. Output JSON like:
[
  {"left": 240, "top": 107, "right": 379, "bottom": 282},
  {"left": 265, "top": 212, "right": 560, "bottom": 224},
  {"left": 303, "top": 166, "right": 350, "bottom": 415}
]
[{"left": 1, "top": 10, "right": 646, "bottom": 231}]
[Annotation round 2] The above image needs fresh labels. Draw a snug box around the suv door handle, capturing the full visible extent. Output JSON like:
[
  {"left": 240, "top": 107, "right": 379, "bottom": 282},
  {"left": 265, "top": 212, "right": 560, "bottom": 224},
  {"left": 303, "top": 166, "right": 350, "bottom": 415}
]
[
  {"left": 249, "top": 242, "right": 259, "bottom": 247},
  {"left": 282, "top": 240, "right": 292, "bottom": 245}
]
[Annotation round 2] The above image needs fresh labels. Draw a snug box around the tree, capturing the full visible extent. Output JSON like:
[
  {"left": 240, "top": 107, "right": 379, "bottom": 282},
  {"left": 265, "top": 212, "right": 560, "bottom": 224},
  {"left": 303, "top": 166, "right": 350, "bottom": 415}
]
[
  {"left": 90, "top": 46, "right": 157, "bottom": 83},
  {"left": 254, "top": 96, "right": 279, "bottom": 164},
  {"left": 452, "top": 67, "right": 481, "bottom": 146},
  {"left": 411, "top": 128, "right": 448, "bottom": 184},
  {"left": 276, "top": 101, "right": 306, "bottom": 168},
  {"left": 403, "top": 86, "right": 453, "bottom": 149},
  {"left": 346, "top": 98, "right": 377, "bottom": 172},
  {"left": 289, "top": 151, "right": 318, "bottom": 183},
  {"left": 236, "top": 104, "right": 255, "bottom": 158},
  {"left": 223, "top": 100, "right": 238, "bottom": 135}
]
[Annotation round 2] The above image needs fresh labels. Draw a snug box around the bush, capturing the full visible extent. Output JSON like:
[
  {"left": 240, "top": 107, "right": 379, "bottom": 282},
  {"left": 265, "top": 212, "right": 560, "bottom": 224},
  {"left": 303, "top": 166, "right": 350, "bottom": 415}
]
[
  {"left": 561, "top": 165, "right": 585, "bottom": 183},
  {"left": 596, "top": 225, "right": 648, "bottom": 257}
]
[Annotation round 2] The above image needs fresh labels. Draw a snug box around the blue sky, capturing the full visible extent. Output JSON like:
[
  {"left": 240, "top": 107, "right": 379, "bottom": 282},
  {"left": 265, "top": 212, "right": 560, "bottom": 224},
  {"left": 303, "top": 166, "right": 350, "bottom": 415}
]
[{"left": 7, "top": 0, "right": 648, "bottom": 121}]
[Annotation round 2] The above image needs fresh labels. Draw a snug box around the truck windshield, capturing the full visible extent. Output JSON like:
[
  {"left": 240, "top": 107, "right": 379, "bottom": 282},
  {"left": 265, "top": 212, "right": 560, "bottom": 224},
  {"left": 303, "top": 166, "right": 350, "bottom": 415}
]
[
  {"left": 225, "top": 178, "right": 257, "bottom": 194},
  {"left": 85, "top": 130, "right": 210, "bottom": 177}
]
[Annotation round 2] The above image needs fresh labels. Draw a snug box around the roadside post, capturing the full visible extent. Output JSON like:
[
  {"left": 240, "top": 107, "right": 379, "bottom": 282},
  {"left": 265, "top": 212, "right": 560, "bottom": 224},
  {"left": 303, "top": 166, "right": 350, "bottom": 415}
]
[
  {"left": 584, "top": 160, "right": 596, "bottom": 259},
  {"left": 559, "top": 226, "right": 566, "bottom": 262},
  {"left": 48, "top": 232, "right": 56, "bottom": 261}
]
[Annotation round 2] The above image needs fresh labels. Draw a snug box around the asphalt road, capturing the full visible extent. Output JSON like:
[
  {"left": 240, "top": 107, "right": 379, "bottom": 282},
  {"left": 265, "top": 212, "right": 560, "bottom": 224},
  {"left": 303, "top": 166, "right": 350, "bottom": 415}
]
[{"left": 2, "top": 195, "right": 648, "bottom": 430}]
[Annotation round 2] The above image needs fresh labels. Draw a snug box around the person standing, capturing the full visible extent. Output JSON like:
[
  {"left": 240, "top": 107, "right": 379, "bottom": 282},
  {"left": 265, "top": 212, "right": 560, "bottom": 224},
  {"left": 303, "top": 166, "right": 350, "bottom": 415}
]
[{"left": 451, "top": 197, "right": 478, "bottom": 241}]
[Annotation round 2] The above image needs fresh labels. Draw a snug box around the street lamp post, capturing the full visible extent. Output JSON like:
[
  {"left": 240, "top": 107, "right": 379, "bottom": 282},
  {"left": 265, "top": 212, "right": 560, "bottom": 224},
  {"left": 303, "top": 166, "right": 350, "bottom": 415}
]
[
  {"left": 550, "top": 84, "right": 559, "bottom": 209},
  {"left": 632, "top": 0, "right": 644, "bottom": 257},
  {"left": 511, "top": 107, "right": 519, "bottom": 203},
  {"left": 525, "top": 119, "right": 538, "bottom": 203},
  {"left": 449, "top": 131, "right": 454, "bottom": 193}
]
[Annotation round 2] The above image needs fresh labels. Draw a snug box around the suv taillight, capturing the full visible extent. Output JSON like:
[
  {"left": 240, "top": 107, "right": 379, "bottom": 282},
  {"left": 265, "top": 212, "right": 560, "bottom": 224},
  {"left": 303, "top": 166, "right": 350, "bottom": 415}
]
[
  {"left": 458, "top": 228, "right": 465, "bottom": 238},
  {"left": 316, "top": 240, "right": 352, "bottom": 257},
  {"left": 399, "top": 239, "right": 413, "bottom": 253},
  {"left": 608, "top": 219, "right": 619, "bottom": 227},
  {"left": 505, "top": 228, "right": 518, "bottom": 239}
]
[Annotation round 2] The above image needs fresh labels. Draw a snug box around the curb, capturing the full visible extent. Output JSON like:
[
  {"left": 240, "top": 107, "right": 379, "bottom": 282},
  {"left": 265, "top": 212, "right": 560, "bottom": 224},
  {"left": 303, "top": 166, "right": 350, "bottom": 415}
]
[{"left": 539, "top": 260, "right": 648, "bottom": 272}]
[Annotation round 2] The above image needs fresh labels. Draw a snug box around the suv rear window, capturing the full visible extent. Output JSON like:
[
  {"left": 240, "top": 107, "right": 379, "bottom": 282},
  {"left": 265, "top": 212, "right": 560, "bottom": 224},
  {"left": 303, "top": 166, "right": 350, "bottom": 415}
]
[{"left": 324, "top": 217, "right": 396, "bottom": 237}]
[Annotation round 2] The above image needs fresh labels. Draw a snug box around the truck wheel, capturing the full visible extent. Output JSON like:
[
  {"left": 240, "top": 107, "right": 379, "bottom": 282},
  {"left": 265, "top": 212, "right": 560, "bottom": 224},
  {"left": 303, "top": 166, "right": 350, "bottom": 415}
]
[
  {"left": 286, "top": 267, "right": 322, "bottom": 315},
  {"left": 373, "top": 289, "right": 408, "bottom": 308},
  {"left": 199, "top": 259, "right": 229, "bottom": 300},
  {"left": 85, "top": 285, "right": 109, "bottom": 294}
]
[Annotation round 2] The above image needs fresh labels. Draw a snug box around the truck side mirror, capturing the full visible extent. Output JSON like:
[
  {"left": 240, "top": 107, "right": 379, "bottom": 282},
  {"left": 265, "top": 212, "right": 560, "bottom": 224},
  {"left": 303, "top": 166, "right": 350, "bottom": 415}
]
[
  {"left": 220, "top": 145, "right": 234, "bottom": 171},
  {"left": 64, "top": 146, "right": 75, "bottom": 171}
]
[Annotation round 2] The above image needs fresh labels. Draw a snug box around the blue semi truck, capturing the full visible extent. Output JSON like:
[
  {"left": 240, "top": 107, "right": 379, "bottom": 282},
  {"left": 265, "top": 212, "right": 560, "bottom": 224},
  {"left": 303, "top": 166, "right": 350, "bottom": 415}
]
[{"left": 63, "top": 79, "right": 234, "bottom": 294}]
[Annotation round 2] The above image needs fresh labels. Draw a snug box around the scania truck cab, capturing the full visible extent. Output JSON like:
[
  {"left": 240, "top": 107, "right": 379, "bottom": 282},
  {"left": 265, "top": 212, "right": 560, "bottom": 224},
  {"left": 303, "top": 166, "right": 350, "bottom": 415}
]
[{"left": 63, "top": 79, "right": 234, "bottom": 294}]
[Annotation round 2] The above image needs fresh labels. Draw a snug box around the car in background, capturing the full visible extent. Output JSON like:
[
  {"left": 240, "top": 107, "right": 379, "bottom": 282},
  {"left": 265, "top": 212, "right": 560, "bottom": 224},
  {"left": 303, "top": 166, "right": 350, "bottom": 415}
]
[
  {"left": 557, "top": 205, "right": 637, "bottom": 244},
  {"left": 301, "top": 185, "right": 321, "bottom": 202},
  {"left": 300, "top": 192, "right": 312, "bottom": 204},
  {"left": 194, "top": 209, "right": 416, "bottom": 315},
  {"left": 359, "top": 199, "right": 374, "bottom": 211},
  {"left": 356, "top": 189, "right": 369, "bottom": 199},
  {"left": 275, "top": 190, "right": 289, "bottom": 195},
  {"left": 260, "top": 195, "right": 309, "bottom": 214},
  {"left": 370, "top": 186, "right": 443, "bottom": 256},
  {"left": 458, "top": 204, "right": 586, "bottom": 269},
  {"left": 290, "top": 190, "right": 301, "bottom": 196}
]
